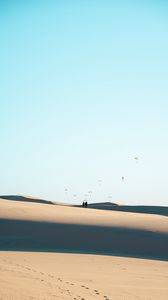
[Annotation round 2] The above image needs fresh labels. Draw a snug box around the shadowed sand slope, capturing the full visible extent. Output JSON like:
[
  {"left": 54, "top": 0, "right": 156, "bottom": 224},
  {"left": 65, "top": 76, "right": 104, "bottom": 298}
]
[
  {"left": 87, "top": 202, "right": 168, "bottom": 216},
  {"left": 0, "top": 199, "right": 168, "bottom": 260}
]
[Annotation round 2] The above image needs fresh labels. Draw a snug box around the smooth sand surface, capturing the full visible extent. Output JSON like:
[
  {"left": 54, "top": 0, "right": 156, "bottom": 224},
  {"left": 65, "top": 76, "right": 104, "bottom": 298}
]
[{"left": 0, "top": 197, "right": 168, "bottom": 299}]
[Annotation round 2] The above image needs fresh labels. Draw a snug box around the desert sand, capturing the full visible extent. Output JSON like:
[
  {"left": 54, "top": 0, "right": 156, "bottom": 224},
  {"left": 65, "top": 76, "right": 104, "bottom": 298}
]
[{"left": 0, "top": 196, "right": 168, "bottom": 299}]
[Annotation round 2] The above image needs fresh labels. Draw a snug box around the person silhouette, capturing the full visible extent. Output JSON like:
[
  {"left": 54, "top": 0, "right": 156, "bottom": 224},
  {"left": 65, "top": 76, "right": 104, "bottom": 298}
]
[
  {"left": 85, "top": 201, "right": 88, "bottom": 207},
  {"left": 82, "top": 201, "right": 85, "bottom": 207}
]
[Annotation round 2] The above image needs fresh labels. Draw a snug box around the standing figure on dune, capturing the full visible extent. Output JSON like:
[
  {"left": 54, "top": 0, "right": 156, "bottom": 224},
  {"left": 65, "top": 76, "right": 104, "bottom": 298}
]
[{"left": 82, "top": 201, "right": 88, "bottom": 207}]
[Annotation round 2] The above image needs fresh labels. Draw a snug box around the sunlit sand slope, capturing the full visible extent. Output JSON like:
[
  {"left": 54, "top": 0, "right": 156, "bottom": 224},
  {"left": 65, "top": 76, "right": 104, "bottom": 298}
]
[{"left": 0, "top": 251, "right": 168, "bottom": 300}]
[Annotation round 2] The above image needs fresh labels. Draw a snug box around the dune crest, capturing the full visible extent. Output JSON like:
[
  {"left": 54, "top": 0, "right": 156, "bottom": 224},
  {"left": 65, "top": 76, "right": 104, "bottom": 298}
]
[{"left": 0, "top": 194, "right": 54, "bottom": 205}]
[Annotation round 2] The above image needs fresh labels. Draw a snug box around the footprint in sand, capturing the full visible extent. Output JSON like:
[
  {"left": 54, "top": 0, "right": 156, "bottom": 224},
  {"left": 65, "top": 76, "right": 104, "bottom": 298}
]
[
  {"left": 58, "top": 278, "right": 63, "bottom": 282},
  {"left": 81, "top": 285, "right": 89, "bottom": 291},
  {"left": 94, "top": 289, "right": 100, "bottom": 295}
]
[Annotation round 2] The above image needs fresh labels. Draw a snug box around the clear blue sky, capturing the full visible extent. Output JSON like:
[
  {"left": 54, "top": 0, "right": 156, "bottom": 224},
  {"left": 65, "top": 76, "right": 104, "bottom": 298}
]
[{"left": 0, "top": 0, "right": 168, "bottom": 206}]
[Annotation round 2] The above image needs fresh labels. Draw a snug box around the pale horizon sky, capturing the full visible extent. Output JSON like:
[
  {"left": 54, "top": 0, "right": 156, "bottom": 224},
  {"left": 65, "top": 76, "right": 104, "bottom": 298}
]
[{"left": 0, "top": 0, "right": 168, "bottom": 206}]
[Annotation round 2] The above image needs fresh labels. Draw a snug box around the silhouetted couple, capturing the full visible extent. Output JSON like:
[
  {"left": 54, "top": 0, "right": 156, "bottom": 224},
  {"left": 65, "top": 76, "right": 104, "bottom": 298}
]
[{"left": 82, "top": 201, "right": 88, "bottom": 207}]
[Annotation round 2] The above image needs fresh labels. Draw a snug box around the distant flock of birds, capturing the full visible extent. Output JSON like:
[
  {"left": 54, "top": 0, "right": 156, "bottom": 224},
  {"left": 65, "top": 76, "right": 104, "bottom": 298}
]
[{"left": 64, "top": 157, "right": 139, "bottom": 203}]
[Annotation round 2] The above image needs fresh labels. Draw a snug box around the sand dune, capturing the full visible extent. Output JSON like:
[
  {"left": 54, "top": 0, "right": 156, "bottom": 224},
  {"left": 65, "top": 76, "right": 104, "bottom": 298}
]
[
  {"left": 1, "top": 195, "right": 167, "bottom": 217},
  {"left": 0, "top": 198, "right": 167, "bottom": 260},
  {"left": 88, "top": 202, "right": 168, "bottom": 217},
  {"left": 0, "top": 194, "right": 54, "bottom": 205},
  {"left": 0, "top": 198, "right": 168, "bottom": 299}
]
